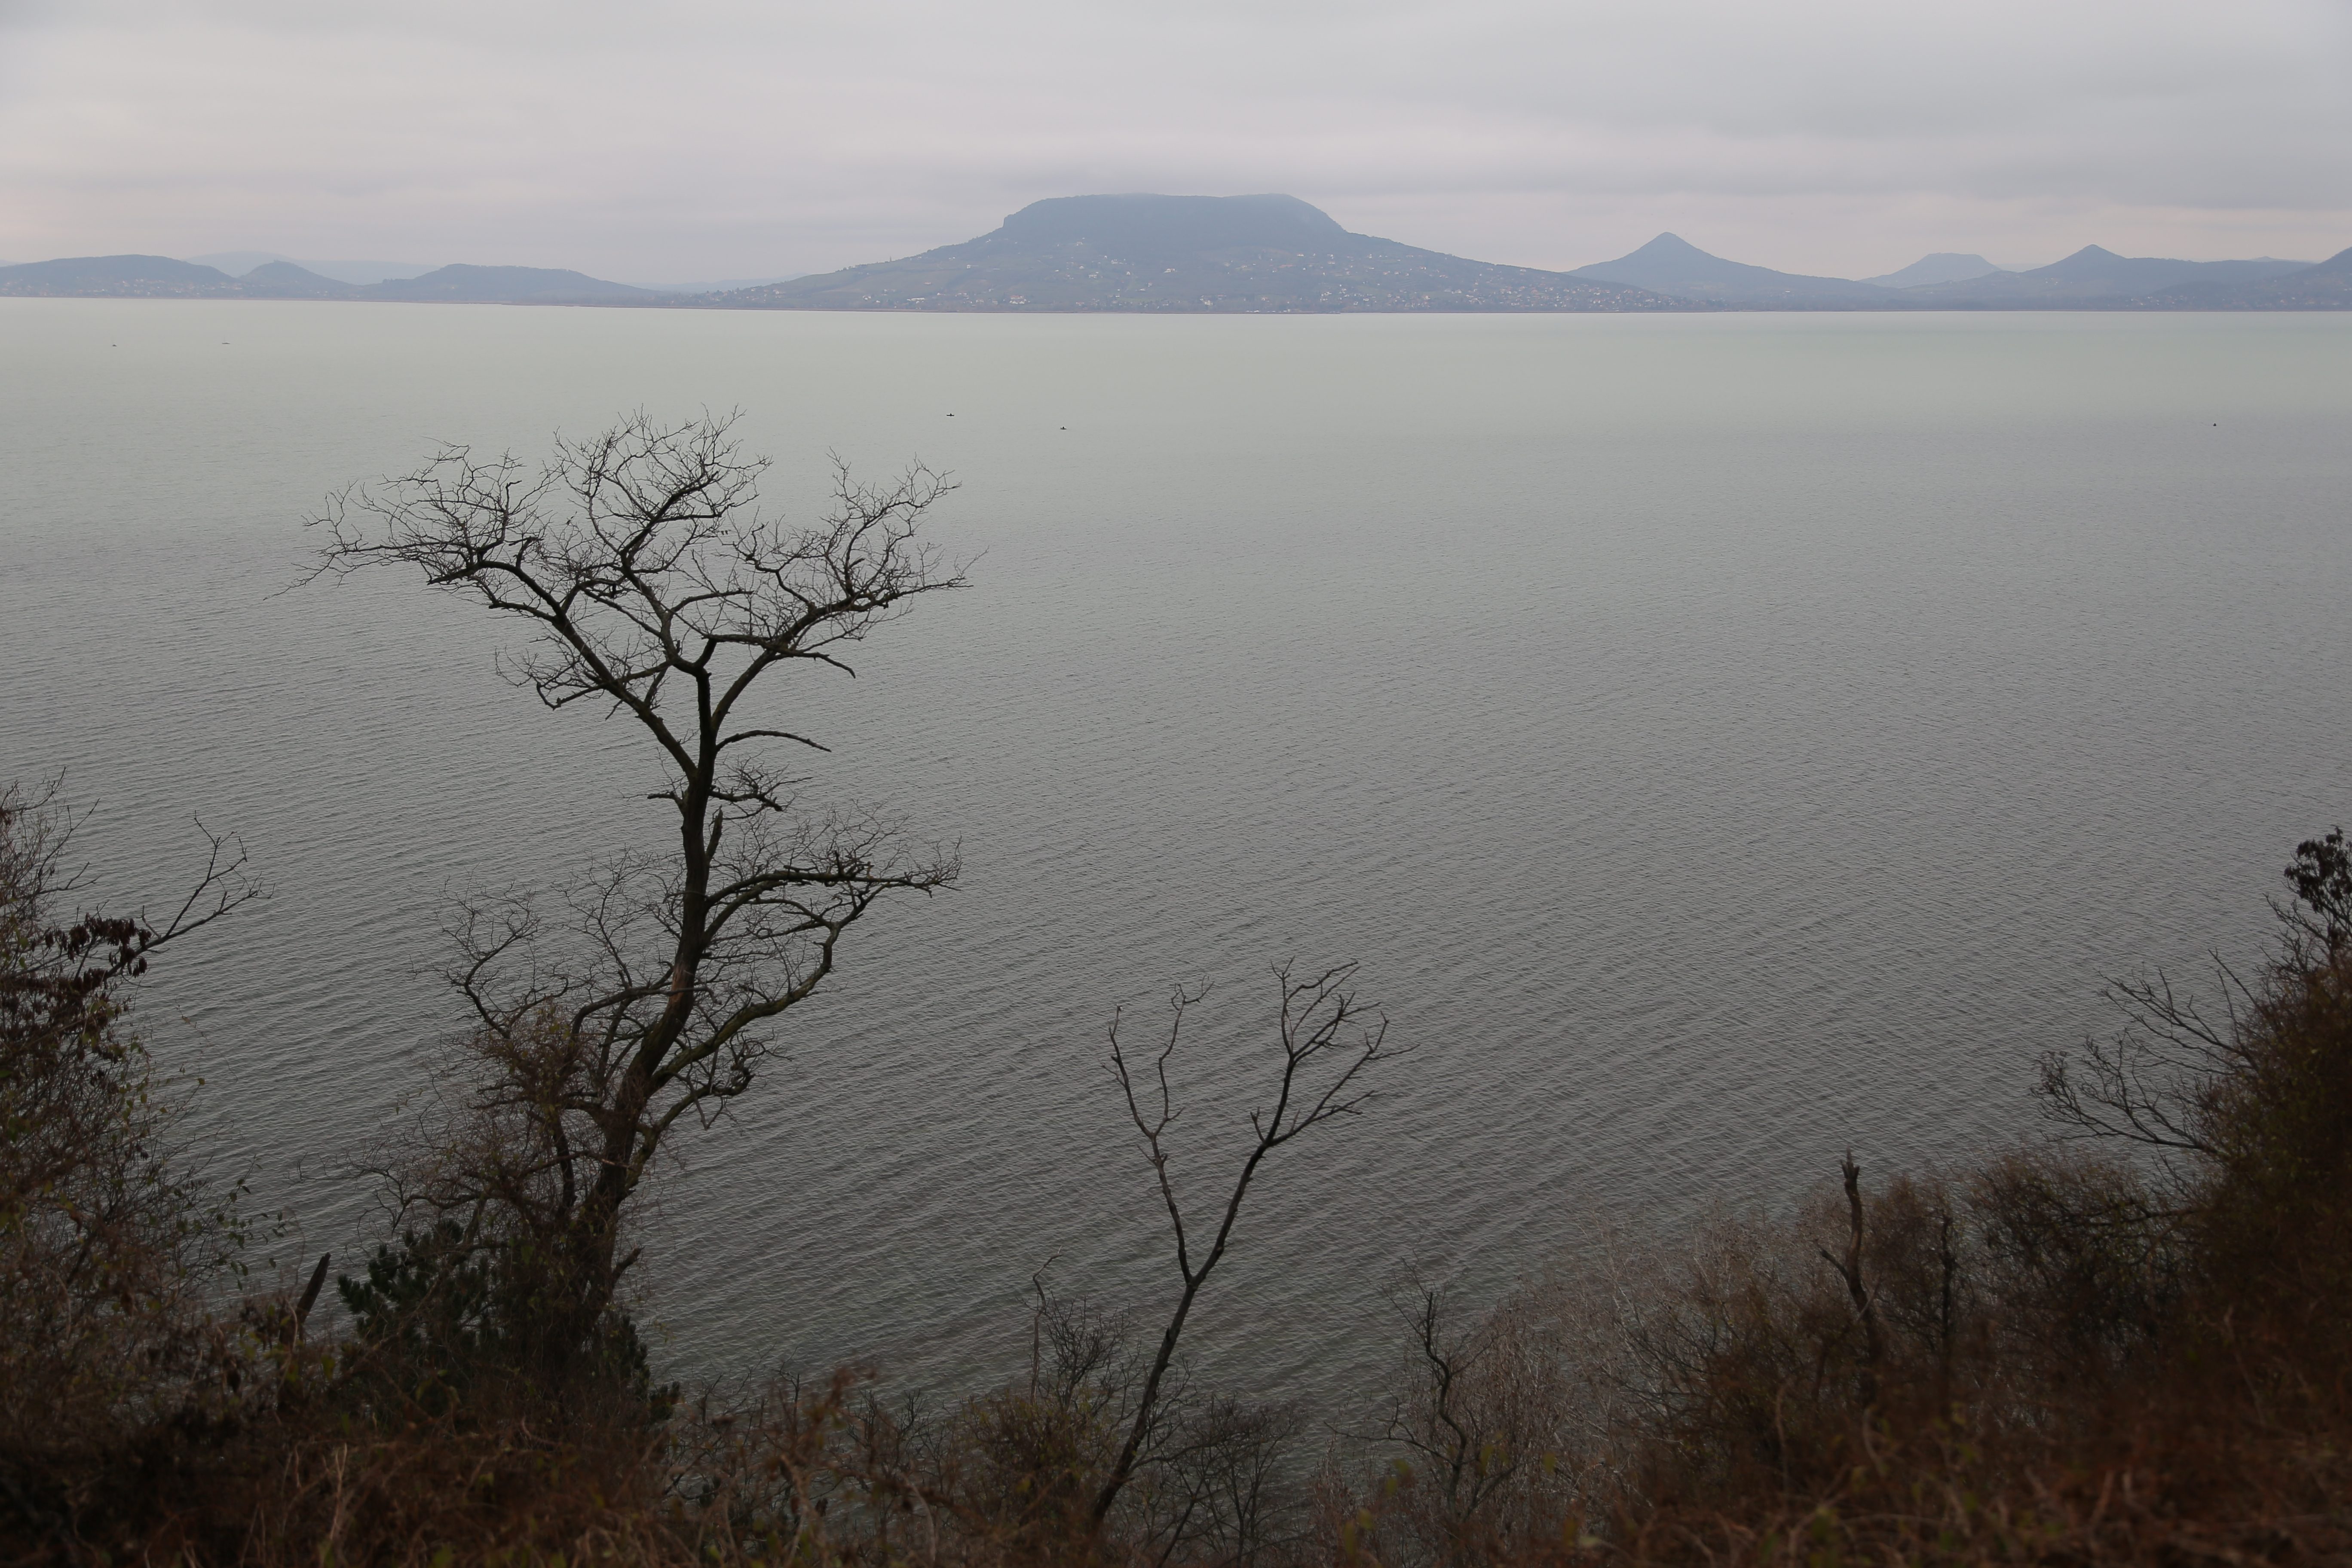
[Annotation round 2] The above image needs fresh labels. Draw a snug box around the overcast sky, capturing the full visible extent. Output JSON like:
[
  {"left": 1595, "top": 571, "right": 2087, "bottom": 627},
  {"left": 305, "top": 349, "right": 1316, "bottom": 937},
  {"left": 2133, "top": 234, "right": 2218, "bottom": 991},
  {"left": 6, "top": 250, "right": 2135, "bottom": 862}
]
[{"left": 3, "top": 0, "right": 2347, "bottom": 282}]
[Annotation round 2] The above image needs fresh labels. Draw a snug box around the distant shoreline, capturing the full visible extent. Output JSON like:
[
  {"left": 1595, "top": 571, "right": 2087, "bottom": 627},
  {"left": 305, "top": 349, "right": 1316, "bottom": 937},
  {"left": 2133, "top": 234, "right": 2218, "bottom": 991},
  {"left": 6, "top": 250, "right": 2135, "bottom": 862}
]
[
  {"left": 9, "top": 196, "right": 2346, "bottom": 312},
  {"left": 7, "top": 294, "right": 2348, "bottom": 314}
]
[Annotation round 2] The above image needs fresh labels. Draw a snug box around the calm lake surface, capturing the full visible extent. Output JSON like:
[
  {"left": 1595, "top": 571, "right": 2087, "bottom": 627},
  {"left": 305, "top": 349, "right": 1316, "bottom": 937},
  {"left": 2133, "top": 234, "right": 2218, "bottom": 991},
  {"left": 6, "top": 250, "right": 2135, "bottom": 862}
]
[{"left": 4, "top": 301, "right": 2349, "bottom": 1412}]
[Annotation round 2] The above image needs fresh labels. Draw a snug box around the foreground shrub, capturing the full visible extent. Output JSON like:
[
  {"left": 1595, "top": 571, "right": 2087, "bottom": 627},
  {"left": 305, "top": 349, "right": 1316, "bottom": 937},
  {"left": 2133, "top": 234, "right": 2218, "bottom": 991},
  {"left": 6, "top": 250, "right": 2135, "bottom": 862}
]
[
  {"left": 0, "top": 784, "right": 267, "bottom": 1550},
  {"left": 1328, "top": 830, "right": 2352, "bottom": 1565},
  {"left": 334, "top": 1218, "right": 665, "bottom": 1424},
  {"left": 13, "top": 820, "right": 2352, "bottom": 1566}
]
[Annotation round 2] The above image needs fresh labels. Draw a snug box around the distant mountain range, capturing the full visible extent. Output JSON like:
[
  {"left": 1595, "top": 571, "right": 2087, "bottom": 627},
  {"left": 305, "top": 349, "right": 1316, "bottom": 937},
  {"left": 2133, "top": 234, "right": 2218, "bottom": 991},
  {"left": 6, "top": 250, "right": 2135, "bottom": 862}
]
[
  {"left": 0, "top": 254, "right": 665, "bottom": 303},
  {"left": 187, "top": 252, "right": 439, "bottom": 285},
  {"left": 2150, "top": 245, "right": 2352, "bottom": 308},
  {"left": 1568, "top": 233, "right": 2330, "bottom": 308},
  {"left": 5, "top": 196, "right": 2346, "bottom": 311},
  {"left": 1892, "top": 245, "right": 2322, "bottom": 306},
  {"left": 178, "top": 251, "right": 800, "bottom": 293}
]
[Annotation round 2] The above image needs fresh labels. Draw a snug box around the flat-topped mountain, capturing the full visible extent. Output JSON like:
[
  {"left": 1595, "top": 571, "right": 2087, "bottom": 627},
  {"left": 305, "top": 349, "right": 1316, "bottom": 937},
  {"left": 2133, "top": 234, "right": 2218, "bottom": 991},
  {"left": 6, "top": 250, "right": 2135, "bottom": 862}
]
[
  {"left": 1569, "top": 233, "right": 1891, "bottom": 305},
  {"left": 1004, "top": 193, "right": 1347, "bottom": 260},
  {"left": 705, "top": 194, "right": 1681, "bottom": 313}
]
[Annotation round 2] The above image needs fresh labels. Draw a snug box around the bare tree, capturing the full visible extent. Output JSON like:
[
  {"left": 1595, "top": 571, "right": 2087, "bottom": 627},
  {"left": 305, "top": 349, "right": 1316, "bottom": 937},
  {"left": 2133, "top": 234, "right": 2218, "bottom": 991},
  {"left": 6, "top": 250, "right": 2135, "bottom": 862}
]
[
  {"left": 1814, "top": 1153, "right": 1881, "bottom": 1410},
  {"left": 1346, "top": 1274, "right": 1593, "bottom": 1565},
  {"left": 965, "top": 1276, "right": 1309, "bottom": 1563},
  {"left": 1147, "top": 1393, "right": 1307, "bottom": 1567},
  {"left": 1093, "top": 962, "right": 1392, "bottom": 1525},
  {"left": 1381, "top": 1283, "right": 1528, "bottom": 1546},
  {"left": 309, "top": 410, "right": 962, "bottom": 1364}
]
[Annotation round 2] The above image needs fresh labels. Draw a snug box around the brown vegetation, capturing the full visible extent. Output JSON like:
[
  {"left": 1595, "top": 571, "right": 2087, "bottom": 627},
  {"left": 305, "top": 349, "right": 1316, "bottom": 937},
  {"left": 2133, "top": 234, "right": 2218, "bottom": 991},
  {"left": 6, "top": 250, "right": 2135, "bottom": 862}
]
[
  {"left": 11, "top": 813, "right": 2349, "bottom": 1564},
  {"left": 1325, "top": 827, "right": 2352, "bottom": 1567},
  {"left": 9, "top": 416, "right": 2351, "bottom": 1563},
  {"left": 0, "top": 782, "right": 266, "bottom": 1551}
]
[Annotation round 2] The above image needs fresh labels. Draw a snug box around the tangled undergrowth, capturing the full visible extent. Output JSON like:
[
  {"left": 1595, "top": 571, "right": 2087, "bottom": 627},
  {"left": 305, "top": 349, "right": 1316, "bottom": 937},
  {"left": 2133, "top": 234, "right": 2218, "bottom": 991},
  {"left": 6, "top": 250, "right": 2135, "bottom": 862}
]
[{"left": 7, "top": 785, "right": 2351, "bottom": 1566}]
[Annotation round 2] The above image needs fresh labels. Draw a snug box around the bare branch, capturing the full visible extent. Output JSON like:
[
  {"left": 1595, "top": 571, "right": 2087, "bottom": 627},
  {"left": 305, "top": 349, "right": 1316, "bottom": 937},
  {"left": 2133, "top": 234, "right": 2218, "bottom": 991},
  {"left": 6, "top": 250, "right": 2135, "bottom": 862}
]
[
  {"left": 306, "top": 410, "right": 963, "bottom": 1365},
  {"left": 1093, "top": 962, "right": 1393, "bottom": 1526}
]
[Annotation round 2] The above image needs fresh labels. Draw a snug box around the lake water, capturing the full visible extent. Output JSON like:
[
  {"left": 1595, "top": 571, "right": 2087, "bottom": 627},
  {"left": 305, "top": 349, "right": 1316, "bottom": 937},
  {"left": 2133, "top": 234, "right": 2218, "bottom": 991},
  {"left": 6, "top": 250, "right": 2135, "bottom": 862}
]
[{"left": 3, "top": 301, "right": 2349, "bottom": 1414}]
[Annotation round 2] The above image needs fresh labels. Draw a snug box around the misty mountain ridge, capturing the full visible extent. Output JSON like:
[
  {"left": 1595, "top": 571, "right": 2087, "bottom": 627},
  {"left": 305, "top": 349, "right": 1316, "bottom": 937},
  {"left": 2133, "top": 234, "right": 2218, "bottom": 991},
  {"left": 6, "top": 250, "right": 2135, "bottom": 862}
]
[
  {"left": 1571, "top": 233, "right": 1890, "bottom": 304},
  {"left": 187, "top": 252, "right": 799, "bottom": 294},
  {"left": 238, "top": 261, "right": 352, "bottom": 298},
  {"left": 627, "top": 273, "right": 804, "bottom": 294},
  {"left": 3, "top": 205, "right": 2344, "bottom": 310},
  {"left": 367, "top": 264, "right": 662, "bottom": 303},
  {"left": 2148, "top": 244, "right": 2352, "bottom": 308},
  {"left": 1894, "top": 244, "right": 2316, "bottom": 303},
  {"left": 0, "top": 254, "right": 240, "bottom": 296},
  {"left": 0, "top": 255, "right": 660, "bottom": 302},
  {"left": 704, "top": 193, "right": 1681, "bottom": 312},
  {"left": 1860, "top": 253, "right": 2009, "bottom": 288},
  {"left": 187, "top": 251, "right": 440, "bottom": 285},
  {"left": 1565, "top": 233, "right": 2330, "bottom": 308}
]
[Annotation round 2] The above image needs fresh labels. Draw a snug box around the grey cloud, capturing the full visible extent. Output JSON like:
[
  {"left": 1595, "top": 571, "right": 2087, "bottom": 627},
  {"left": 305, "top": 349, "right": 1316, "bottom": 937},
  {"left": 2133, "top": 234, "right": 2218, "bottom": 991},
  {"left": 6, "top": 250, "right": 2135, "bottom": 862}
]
[{"left": 2, "top": 0, "right": 2346, "bottom": 279}]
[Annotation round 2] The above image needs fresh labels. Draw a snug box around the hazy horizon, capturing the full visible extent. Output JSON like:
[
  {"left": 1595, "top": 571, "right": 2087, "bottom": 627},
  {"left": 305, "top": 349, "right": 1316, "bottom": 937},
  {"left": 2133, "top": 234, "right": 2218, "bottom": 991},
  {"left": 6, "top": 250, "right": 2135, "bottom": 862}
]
[
  {"left": 165, "top": 230, "right": 2352, "bottom": 281},
  {"left": 3, "top": 0, "right": 2346, "bottom": 283},
  {"left": 0, "top": 220, "right": 2331, "bottom": 296}
]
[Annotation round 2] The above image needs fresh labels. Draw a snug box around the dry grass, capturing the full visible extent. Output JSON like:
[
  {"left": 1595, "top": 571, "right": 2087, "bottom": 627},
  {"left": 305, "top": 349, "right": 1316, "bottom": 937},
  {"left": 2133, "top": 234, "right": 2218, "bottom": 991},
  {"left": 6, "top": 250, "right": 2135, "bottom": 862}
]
[{"left": 12, "top": 827, "right": 2352, "bottom": 1565}]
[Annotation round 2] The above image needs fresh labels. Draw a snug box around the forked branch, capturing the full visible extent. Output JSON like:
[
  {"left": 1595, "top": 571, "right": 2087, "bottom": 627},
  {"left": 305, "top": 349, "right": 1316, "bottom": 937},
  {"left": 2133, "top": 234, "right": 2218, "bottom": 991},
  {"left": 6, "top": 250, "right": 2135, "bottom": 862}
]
[
  {"left": 1093, "top": 961, "right": 1391, "bottom": 1525},
  {"left": 303, "top": 410, "right": 962, "bottom": 1351}
]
